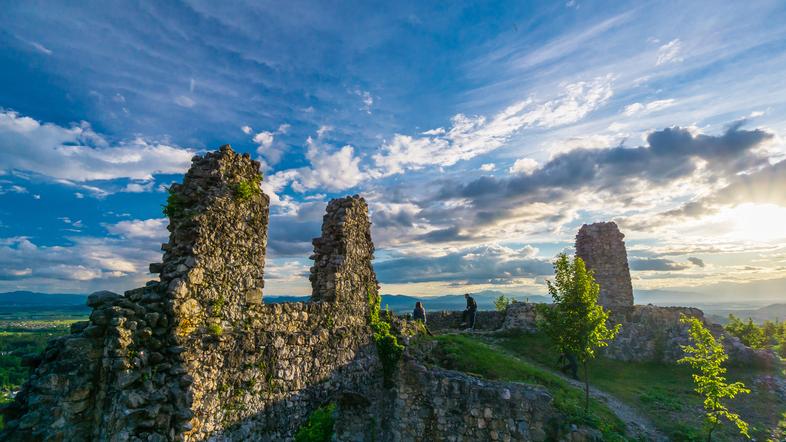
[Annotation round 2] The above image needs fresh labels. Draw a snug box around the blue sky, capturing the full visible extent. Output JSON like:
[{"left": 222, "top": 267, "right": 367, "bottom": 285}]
[{"left": 1, "top": 1, "right": 785, "bottom": 302}]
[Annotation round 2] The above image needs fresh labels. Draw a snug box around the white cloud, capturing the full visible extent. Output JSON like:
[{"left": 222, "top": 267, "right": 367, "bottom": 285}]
[
  {"left": 105, "top": 218, "right": 168, "bottom": 239},
  {"left": 656, "top": 39, "right": 683, "bottom": 65},
  {"left": 277, "top": 123, "right": 291, "bottom": 134},
  {"left": 253, "top": 131, "right": 275, "bottom": 149},
  {"left": 480, "top": 163, "right": 495, "bottom": 172},
  {"left": 241, "top": 125, "right": 252, "bottom": 134},
  {"left": 174, "top": 95, "right": 196, "bottom": 108},
  {"left": 0, "top": 184, "right": 27, "bottom": 195},
  {"left": 0, "top": 233, "right": 160, "bottom": 287},
  {"left": 623, "top": 98, "right": 676, "bottom": 116},
  {"left": 509, "top": 158, "right": 539, "bottom": 175},
  {"left": 372, "top": 76, "right": 613, "bottom": 176},
  {"left": 263, "top": 134, "right": 365, "bottom": 205},
  {"left": 0, "top": 110, "right": 194, "bottom": 182},
  {"left": 75, "top": 192, "right": 85, "bottom": 199},
  {"left": 29, "top": 41, "right": 52, "bottom": 55},
  {"left": 122, "top": 181, "right": 155, "bottom": 193},
  {"left": 353, "top": 89, "right": 374, "bottom": 113}
]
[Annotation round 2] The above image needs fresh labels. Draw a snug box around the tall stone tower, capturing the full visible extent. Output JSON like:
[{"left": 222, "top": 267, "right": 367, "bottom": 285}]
[{"left": 575, "top": 222, "right": 634, "bottom": 308}]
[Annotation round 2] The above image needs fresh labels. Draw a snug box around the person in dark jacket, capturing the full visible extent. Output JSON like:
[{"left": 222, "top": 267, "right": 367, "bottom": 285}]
[
  {"left": 412, "top": 302, "right": 433, "bottom": 335},
  {"left": 461, "top": 293, "right": 477, "bottom": 330},
  {"left": 413, "top": 301, "right": 426, "bottom": 323}
]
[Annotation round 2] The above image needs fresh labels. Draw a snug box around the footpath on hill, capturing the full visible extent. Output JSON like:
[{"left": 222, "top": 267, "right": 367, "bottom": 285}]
[{"left": 475, "top": 334, "right": 670, "bottom": 442}]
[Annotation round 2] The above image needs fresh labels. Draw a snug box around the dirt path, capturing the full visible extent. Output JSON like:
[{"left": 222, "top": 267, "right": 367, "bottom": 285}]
[{"left": 479, "top": 336, "right": 669, "bottom": 441}]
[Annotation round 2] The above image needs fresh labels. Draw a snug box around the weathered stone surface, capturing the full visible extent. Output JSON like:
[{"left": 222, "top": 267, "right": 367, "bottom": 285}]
[
  {"left": 425, "top": 310, "right": 505, "bottom": 332},
  {"left": 0, "top": 146, "right": 384, "bottom": 442},
  {"left": 385, "top": 359, "right": 556, "bottom": 442},
  {"left": 575, "top": 222, "right": 634, "bottom": 308}
]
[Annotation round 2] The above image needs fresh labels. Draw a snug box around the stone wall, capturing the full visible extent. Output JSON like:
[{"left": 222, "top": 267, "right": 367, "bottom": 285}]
[
  {"left": 425, "top": 310, "right": 505, "bottom": 332},
  {"left": 388, "top": 358, "right": 557, "bottom": 441},
  {"left": 604, "top": 305, "right": 779, "bottom": 367},
  {"left": 575, "top": 222, "right": 634, "bottom": 308}
]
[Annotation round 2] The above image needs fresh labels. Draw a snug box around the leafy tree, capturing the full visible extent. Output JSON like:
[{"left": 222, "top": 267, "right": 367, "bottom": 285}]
[
  {"left": 539, "top": 253, "right": 621, "bottom": 411},
  {"left": 494, "top": 295, "right": 511, "bottom": 312},
  {"left": 724, "top": 314, "right": 765, "bottom": 349},
  {"left": 678, "top": 316, "right": 751, "bottom": 441}
]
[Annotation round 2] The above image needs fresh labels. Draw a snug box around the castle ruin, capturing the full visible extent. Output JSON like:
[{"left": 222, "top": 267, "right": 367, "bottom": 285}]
[
  {"left": 1, "top": 146, "right": 574, "bottom": 441},
  {"left": 2, "top": 146, "right": 774, "bottom": 441},
  {"left": 575, "top": 222, "right": 634, "bottom": 308}
]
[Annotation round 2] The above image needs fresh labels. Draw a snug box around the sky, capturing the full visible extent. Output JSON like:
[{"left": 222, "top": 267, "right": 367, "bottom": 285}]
[{"left": 1, "top": 0, "right": 785, "bottom": 303}]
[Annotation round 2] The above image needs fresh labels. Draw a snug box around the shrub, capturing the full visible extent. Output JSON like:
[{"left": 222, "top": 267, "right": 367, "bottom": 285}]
[
  {"left": 494, "top": 295, "right": 511, "bottom": 312},
  {"left": 161, "top": 189, "right": 191, "bottom": 219},
  {"left": 368, "top": 289, "right": 404, "bottom": 387},
  {"left": 294, "top": 403, "right": 335, "bottom": 442},
  {"left": 233, "top": 173, "right": 263, "bottom": 200}
]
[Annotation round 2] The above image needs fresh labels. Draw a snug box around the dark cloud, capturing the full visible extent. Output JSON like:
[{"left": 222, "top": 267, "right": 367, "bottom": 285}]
[
  {"left": 375, "top": 245, "right": 552, "bottom": 284},
  {"left": 416, "top": 226, "right": 478, "bottom": 243},
  {"left": 266, "top": 201, "right": 325, "bottom": 257},
  {"left": 437, "top": 124, "right": 772, "bottom": 216},
  {"left": 687, "top": 257, "right": 705, "bottom": 267},
  {"left": 629, "top": 257, "right": 689, "bottom": 271}
]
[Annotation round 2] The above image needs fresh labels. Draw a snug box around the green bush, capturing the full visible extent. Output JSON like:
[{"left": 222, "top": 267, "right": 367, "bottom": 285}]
[
  {"left": 161, "top": 189, "right": 191, "bottom": 219},
  {"left": 494, "top": 295, "right": 511, "bottom": 312},
  {"left": 233, "top": 174, "right": 263, "bottom": 200},
  {"left": 294, "top": 403, "right": 335, "bottom": 442},
  {"left": 368, "top": 290, "right": 404, "bottom": 388}
]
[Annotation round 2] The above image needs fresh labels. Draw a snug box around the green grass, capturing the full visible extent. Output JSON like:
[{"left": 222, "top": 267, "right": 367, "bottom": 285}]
[
  {"left": 490, "top": 330, "right": 785, "bottom": 441},
  {"left": 0, "top": 322, "right": 72, "bottom": 419},
  {"left": 422, "top": 333, "right": 627, "bottom": 440}
]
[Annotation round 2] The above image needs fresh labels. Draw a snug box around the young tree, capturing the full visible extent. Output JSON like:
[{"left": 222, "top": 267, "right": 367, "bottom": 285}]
[
  {"left": 725, "top": 314, "right": 765, "bottom": 349},
  {"left": 540, "top": 253, "right": 621, "bottom": 412},
  {"left": 678, "top": 316, "right": 751, "bottom": 441},
  {"left": 494, "top": 294, "right": 511, "bottom": 312}
]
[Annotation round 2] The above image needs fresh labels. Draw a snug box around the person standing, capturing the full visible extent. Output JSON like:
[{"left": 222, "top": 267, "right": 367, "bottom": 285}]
[
  {"left": 461, "top": 293, "right": 477, "bottom": 330},
  {"left": 413, "top": 301, "right": 426, "bottom": 323}
]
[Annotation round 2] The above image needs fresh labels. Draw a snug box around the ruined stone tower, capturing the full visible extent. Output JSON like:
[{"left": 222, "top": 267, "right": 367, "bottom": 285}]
[
  {"left": 575, "top": 221, "right": 634, "bottom": 307},
  {"left": 1, "top": 146, "right": 382, "bottom": 441}
]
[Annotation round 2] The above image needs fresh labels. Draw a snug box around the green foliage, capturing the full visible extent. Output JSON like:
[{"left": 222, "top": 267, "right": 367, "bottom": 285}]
[
  {"left": 678, "top": 316, "right": 751, "bottom": 440},
  {"left": 368, "top": 289, "right": 404, "bottom": 388},
  {"left": 725, "top": 314, "right": 766, "bottom": 349},
  {"left": 493, "top": 330, "right": 781, "bottom": 441},
  {"left": 294, "top": 403, "right": 335, "bottom": 442},
  {"left": 233, "top": 174, "right": 263, "bottom": 200},
  {"left": 0, "top": 326, "right": 70, "bottom": 394},
  {"left": 494, "top": 295, "right": 512, "bottom": 312},
  {"left": 208, "top": 323, "right": 224, "bottom": 336},
  {"left": 161, "top": 189, "right": 191, "bottom": 219},
  {"left": 539, "top": 253, "right": 621, "bottom": 411}
]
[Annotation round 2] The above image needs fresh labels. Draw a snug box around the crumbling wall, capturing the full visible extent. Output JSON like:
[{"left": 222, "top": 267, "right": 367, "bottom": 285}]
[
  {"left": 389, "top": 359, "right": 557, "bottom": 441},
  {"left": 425, "top": 310, "right": 505, "bottom": 332},
  {"left": 575, "top": 222, "right": 634, "bottom": 308},
  {"left": 0, "top": 147, "right": 384, "bottom": 442},
  {"left": 604, "top": 305, "right": 778, "bottom": 366}
]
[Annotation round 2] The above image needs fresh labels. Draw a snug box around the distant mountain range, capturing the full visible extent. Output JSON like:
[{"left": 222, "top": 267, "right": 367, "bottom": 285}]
[
  {"left": 0, "top": 289, "right": 780, "bottom": 320},
  {"left": 0, "top": 290, "right": 547, "bottom": 314},
  {"left": 703, "top": 304, "right": 786, "bottom": 324}
]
